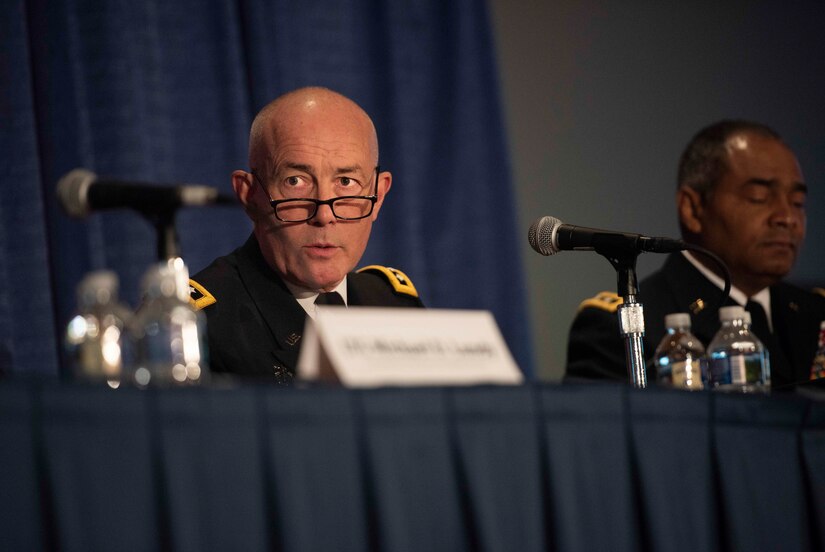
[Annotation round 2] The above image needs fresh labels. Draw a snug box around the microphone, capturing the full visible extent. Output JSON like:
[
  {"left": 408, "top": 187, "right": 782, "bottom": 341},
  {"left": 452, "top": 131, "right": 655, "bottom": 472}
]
[
  {"left": 528, "top": 215, "right": 686, "bottom": 256},
  {"left": 57, "top": 168, "right": 235, "bottom": 218}
]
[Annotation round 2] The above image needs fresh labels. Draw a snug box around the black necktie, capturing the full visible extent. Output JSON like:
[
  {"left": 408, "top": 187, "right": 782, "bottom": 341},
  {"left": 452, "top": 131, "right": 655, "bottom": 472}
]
[
  {"left": 746, "top": 300, "right": 790, "bottom": 385},
  {"left": 315, "top": 291, "right": 346, "bottom": 306}
]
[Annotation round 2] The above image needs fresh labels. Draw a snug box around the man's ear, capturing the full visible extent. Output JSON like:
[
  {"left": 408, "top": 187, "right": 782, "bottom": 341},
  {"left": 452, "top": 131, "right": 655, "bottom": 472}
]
[
  {"left": 370, "top": 171, "right": 392, "bottom": 221},
  {"left": 232, "top": 170, "right": 260, "bottom": 218},
  {"left": 677, "top": 186, "right": 704, "bottom": 235}
]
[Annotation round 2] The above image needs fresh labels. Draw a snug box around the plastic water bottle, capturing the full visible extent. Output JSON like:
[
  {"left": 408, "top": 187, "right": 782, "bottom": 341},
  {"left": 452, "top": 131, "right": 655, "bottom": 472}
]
[
  {"left": 130, "top": 258, "right": 208, "bottom": 387},
  {"left": 654, "top": 313, "right": 705, "bottom": 390},
  {"left": 64, "top": 270, "right": 133, "bottom": 387},
  {"left": 742, "top": 310, "right": 771, "bottom": 387},
  {"left": 707, "top": 305, "right": 770, "bottom": 393},
  {"left": 809, "top": 321, "right": 825, "bottom": 380}
]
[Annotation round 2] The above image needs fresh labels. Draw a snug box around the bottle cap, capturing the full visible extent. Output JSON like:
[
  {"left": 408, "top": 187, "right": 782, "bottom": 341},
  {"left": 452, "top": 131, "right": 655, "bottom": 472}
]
[
  {"left": 664, "top": 312, "right": 690, "bottom": 329},
  {"left": 77, "top": 270, "right": 119, "bottom": 307},
  {"left": 719, "top": 305, "right": 746, "bottom": 322},
  {"left": 141, "top": 258, "right": 190, "bottom": 302}
]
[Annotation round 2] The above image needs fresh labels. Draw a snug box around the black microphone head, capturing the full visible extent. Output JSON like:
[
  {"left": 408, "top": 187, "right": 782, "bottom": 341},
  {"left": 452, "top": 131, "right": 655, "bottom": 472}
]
[
  {"left": 528, "top": 215, "right": 563, "bottom": 256},
  {"left": 57, "top": 168, "right": 97, "bottom": 218}
]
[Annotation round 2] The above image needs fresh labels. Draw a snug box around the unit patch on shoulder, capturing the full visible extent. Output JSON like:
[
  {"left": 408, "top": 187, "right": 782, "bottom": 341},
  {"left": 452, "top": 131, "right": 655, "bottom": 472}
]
[
  {"left": 578, "top": 291, "right": 623, "bottom": 313},
  {"left": 189, "top": 279, "right": 216, "bottom": 311},
  {"left": 357, "top": 265, "right": 419, "bottom": 298}
]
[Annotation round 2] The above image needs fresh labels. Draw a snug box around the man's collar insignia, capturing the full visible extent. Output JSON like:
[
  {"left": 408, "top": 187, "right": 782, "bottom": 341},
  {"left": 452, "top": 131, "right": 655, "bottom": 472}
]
[{"left": 689, "top": 298, "right": 705, "bottom": 315}]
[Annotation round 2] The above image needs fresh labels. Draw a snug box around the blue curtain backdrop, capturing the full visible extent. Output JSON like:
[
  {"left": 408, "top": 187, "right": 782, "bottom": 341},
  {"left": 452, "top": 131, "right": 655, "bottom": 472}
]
[{"left": 0, "top": 1, "right": 535, "bottom": 377}]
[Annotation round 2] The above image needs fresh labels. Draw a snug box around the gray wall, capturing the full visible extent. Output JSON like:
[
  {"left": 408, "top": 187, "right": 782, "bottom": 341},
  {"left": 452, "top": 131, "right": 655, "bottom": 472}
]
[{"left": 488, "top": 1, "right": 825, "bottom": 380}]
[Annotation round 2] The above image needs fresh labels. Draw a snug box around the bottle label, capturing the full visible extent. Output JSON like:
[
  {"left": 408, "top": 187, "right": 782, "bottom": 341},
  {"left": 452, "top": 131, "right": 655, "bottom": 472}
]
[
  {"left": 670, "top": 360, "right": 704, "bottom": 390},
  {"left": 730, "top": 356, "right": 747, "bottom": 384},
  {"left": 709, "top": 352, "right": 769, "bottom": 392}
]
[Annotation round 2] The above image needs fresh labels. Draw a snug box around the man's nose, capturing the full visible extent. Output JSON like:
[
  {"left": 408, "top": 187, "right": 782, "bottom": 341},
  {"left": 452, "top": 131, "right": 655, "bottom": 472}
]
[
  {"left": 310, "top": 201, "right": 336, "bottom": 225},
  {"left": 769, "top": 195, "right": 798, "bottom": 228}
]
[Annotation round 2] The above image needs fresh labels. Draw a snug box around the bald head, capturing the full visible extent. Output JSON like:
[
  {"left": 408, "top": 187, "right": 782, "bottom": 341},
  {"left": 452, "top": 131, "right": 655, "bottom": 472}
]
[
  {"left": 232, "top": 87, "right": 392, "bottom": 292},
  {"left": 248, "top": 87, "right": 379, "bottom": 175}
]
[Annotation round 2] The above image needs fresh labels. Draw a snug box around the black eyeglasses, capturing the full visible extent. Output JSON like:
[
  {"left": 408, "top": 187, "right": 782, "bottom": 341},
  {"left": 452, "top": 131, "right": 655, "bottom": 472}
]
[{"left": 251, "top": 167, "right": 380, "bottom": 222}]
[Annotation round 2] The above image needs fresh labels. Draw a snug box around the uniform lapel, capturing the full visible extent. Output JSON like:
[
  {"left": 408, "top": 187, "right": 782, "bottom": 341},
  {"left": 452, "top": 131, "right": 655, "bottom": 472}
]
[
  {"left": 347, "top": 273, "right": 367, "bottom": 306},
  {"left": 771, "top": 285, "right": 820, "bottom": 386},
  {"left": 660, "top": 253, "right": 732, "bottom": 346},
  {"left": 235, "top": 237, "right": 306, "bottom": 372}
]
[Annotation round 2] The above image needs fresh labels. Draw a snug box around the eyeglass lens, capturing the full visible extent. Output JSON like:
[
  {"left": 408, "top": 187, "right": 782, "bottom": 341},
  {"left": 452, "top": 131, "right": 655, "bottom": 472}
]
[{"left": 275, "top": 197, "right": 374, "bottom": 222}]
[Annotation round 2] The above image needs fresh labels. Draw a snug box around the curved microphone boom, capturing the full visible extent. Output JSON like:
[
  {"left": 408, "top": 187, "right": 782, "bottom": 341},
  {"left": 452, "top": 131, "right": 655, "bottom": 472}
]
[
  {"left": 57, "top": 168, "right": 235, "bottom": 218},
  {"left": 527, "top": 215, "right": 686, "bottom": 256}
]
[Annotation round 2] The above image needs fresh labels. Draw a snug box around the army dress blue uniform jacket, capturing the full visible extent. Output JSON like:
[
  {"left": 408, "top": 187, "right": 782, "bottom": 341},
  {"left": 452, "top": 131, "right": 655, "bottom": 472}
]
[
  {"left": 189, "top": 235, "right": 424, "bottom": 383},
  {"left": 565, "top": 253, "right": 825, "bottom": 391}
]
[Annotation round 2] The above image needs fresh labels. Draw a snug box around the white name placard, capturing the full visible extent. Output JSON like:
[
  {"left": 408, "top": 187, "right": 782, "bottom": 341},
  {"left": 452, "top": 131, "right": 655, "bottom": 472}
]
[{"left": 296, "top": 307, "right": 524, "bottom": 387}]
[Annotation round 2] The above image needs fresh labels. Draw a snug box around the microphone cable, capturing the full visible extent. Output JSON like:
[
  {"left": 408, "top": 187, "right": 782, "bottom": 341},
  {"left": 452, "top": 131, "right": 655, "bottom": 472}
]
[{"left": 681, "top": 243, "right": 732, "bottom": 313}]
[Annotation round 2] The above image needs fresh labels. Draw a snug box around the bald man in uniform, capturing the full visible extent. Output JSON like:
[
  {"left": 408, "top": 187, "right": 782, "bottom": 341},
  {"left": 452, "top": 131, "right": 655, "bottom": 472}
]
[{"left": 190, "top": 87, "right": 423, "bottom": 383}]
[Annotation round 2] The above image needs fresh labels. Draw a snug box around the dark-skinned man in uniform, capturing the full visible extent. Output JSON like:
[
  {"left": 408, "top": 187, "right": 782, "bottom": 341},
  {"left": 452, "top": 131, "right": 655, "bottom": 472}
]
[
  {"left": 190, "top": 87, "right": 423, "bottom": 383},
  {"left": 566, "top": 120, "right": 825, "bottom": 391}
]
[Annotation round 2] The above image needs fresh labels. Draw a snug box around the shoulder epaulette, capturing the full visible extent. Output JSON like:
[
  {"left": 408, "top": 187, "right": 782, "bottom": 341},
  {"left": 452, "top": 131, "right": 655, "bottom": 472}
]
[
  {"left": 357, "top": 265, "right": 419, "bottom": 298},
  {"left": 578, "top": 291, "right": 623, "bottom": 313},
  {"left": 189, "top": 279, "right": 216, "bottom": 311}
]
